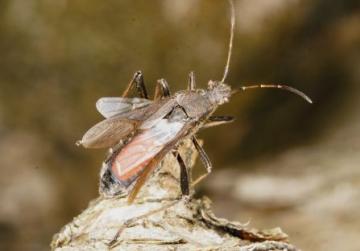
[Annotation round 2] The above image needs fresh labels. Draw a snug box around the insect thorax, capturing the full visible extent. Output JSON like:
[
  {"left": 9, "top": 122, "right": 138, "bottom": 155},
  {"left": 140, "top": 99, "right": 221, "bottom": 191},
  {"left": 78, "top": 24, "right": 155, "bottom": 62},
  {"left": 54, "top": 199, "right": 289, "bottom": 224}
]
[{"left": 176, "top": 91, "right": 215, "bottom": 120}]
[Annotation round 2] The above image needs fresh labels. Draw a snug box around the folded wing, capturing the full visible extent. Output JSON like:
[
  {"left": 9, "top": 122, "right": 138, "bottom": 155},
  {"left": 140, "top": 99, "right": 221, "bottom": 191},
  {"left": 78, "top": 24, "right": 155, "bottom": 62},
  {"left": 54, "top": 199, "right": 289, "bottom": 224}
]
[
  {"left": 96, "top": 97, "right": 152, "bottom": 118},
  {"left": 79, "top": 116, "right": 138, "bottom": 148},
  {"left": 110, "top": 118, "right": 185, "bottom": 187}
]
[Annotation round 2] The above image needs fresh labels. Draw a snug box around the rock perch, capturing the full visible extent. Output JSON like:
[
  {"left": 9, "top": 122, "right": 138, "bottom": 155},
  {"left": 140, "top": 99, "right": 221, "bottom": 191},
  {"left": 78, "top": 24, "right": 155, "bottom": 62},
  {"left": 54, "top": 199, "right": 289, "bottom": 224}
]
[{"left": 51, "top": 139, "right": 299, "bottom": 251}]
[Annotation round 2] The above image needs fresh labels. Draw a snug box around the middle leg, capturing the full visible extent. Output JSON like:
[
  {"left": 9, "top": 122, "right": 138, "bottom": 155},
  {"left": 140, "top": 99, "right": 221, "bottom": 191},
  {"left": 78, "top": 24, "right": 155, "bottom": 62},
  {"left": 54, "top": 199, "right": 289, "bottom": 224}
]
[
  {"left": 154, "top": 78, "right": 171, "bottom": 100},
  {"left": 191, "top": 136, "right": 213, "bottom": 187},
  {"left": 172, "top": 151, "right": 190, "bottom": 196}
]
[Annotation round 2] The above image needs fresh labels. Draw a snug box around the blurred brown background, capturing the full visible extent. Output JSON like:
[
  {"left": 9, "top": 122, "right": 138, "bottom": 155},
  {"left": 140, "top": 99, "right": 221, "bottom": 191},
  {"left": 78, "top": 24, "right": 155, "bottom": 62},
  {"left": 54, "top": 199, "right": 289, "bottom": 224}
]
[{"left": 0, "top": 0, "right": 359, "bottom": 250}]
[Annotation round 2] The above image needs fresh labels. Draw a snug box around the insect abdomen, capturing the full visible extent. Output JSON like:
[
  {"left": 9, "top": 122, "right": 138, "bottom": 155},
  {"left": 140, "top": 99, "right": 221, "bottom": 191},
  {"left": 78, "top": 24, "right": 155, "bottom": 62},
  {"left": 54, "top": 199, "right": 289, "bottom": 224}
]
[{"left": 109, "top": 118, "right": 185, "bottom": 187}]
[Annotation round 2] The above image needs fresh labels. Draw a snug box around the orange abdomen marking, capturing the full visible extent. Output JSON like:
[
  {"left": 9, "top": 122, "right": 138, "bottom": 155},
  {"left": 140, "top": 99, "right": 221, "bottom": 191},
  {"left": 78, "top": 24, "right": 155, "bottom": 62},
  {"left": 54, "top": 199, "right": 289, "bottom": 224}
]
[{"left": 111, "top": 119, "right": 184, "bottom": 186}]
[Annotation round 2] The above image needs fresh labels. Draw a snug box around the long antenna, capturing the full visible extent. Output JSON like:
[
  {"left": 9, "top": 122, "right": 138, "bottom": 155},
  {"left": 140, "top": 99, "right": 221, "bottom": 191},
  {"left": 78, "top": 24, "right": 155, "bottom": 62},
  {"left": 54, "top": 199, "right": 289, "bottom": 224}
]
[
  {"left": 232, "top": 84, "right": 313, "bottom": 103},
  {"left": 221, "top": 0, "right": 235, "bottom": 83}
]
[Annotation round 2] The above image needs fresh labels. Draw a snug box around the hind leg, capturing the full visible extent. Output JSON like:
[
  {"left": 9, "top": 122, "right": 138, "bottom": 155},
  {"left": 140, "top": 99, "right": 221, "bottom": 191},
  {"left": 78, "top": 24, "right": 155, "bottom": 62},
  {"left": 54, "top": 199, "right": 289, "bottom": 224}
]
[{"left": 122, "top": 71, "right": 149, "bottom": 99}]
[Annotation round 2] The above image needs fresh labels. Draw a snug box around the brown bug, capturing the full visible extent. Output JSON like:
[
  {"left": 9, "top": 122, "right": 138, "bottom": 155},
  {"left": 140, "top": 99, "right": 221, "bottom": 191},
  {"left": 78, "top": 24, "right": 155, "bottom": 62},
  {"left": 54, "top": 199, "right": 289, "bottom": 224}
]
[{"left": 77, "top": 0, "right": 312, "bottom": 204}]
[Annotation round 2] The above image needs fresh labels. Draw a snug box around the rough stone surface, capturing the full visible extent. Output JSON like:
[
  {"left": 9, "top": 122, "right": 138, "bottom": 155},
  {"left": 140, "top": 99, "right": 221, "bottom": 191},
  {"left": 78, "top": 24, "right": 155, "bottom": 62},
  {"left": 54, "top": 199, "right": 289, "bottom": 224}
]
[{"left": 51, "top": 139, "right": 299, "bottom": 251}]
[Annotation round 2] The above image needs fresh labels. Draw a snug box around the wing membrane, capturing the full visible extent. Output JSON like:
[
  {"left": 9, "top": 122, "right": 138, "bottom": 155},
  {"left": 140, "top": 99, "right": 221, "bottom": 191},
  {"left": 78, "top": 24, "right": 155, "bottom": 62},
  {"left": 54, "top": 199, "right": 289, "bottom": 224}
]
[
  {"left": 140, "top": 98, "right": 178, "bottom": 129},
  {"left": 110, "top": 118, "right": 185, "bottom": 185},
  {"left": 96, "top": 97, "right": 152, "bottom": 118},
  {"left": 126, "top": 121, "right": 194, "bottom": 203},
  {"left": 80, "top": 116, "right": 138, "bottom": 148},
  {"left": 80, "top": 98, "right": 174, "bottom": 149}
]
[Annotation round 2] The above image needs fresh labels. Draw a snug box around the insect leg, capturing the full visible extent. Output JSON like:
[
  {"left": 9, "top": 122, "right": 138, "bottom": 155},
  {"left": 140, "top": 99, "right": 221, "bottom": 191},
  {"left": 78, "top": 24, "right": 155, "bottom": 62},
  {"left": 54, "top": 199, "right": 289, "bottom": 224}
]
[
  {"left": 156, "top": 84, "right": 192, "bottom": 196},
  {"left": 154, "top": 79, "right": 191, "bottom": 193},
  {"left": 202, "top": 115, "right": 235, "bottom": 129},
  {"left": 191, "top": 136, "right": 213, "bottom": 187},
  {"left": 122, "top": 71, "right": 149, "bottom": 99},
  {"left": 188, "top": 71, "right": 196, "bottom": 90},
  {"left": 172, "top": 151, "right": 190, "bottom": 196},
  {"left": 154, "top": 78, "right": 171, "bottom": 100},
  {"left": 127, "top": 153, "right": 165, "bottom": 204}
]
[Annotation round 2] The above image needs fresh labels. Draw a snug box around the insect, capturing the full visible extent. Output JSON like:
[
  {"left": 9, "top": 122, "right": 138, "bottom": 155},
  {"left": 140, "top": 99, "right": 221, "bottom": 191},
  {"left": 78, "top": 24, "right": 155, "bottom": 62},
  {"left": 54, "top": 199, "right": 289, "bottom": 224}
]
[{"left": 77, "top": 0, "right": 312, "bottom": 204}]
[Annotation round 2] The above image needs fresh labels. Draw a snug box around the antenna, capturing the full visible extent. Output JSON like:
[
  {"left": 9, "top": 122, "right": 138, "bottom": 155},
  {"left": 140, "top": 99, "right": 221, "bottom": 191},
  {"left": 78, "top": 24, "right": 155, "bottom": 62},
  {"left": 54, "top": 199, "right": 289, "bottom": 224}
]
[
  {"left": 232, "top": 84, "right": 313, "bottom": 103},
  {"left": 221, "top": 0, "right": 235, "bottom": 83}
]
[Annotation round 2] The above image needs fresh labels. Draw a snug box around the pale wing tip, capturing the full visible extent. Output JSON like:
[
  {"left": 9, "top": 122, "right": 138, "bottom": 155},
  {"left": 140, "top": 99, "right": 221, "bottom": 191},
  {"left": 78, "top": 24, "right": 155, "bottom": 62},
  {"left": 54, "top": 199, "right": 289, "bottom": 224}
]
[
  {"left": 76, "top": 138, "right": 95, "bottom": 148},
  {"left": 95, "top": 98, "right": 104, "bottom": 112}
]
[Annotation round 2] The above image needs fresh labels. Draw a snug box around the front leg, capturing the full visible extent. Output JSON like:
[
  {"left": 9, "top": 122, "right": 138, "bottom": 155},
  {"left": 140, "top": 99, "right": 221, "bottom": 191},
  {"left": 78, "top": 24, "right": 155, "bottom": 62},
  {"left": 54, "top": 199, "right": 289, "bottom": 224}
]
[{"left": 203, "top": 115, "right": 234, "bottom": 129}]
